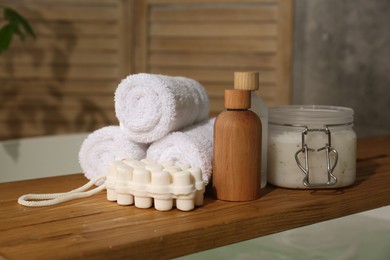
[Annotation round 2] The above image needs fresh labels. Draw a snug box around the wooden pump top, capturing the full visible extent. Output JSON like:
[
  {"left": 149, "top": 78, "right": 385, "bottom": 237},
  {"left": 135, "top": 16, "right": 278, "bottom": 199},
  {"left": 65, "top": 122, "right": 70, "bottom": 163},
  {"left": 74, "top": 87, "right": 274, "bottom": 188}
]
[
  {"left": 224, "top": 89, "right": 251, "bottom": 109},
  {"left": 234, "top": 71, "right": 259, "bottom": 91}
]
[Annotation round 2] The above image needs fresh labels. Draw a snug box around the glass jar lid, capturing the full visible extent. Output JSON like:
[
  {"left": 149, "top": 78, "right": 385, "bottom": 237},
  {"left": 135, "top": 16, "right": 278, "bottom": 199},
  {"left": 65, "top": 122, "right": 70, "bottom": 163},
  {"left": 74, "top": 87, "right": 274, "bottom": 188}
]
[{"left": 269, "top": 105, "right": 354, "bottom": 126}]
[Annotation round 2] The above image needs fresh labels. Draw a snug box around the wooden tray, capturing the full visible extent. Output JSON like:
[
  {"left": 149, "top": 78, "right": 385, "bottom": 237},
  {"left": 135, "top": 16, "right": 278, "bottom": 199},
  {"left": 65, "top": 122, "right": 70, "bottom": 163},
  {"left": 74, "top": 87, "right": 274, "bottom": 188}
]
[{"left": 1, "top": 136, "right": 389, "bottom": 259}]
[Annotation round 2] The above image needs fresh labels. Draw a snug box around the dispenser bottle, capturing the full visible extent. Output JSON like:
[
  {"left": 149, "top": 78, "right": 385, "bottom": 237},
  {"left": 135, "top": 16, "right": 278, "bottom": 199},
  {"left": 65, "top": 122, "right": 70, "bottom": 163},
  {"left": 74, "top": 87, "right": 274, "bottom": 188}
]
[
  {"left": 234, "top": 72, "right": 268, "bottom": 189},
  {"left": 213, "top": 88, "right": 262, "bottom": 201}
]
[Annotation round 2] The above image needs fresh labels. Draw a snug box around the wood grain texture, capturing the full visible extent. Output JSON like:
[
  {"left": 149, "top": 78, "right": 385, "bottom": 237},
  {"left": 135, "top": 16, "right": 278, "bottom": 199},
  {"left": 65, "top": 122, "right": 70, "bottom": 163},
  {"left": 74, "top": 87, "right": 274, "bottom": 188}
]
[
  {"left": 0, "top": 136, "right": 389, "bottom": 259},
  {"left": 224, "top": 89, "right": 251, "bottom": 109},
  {"left": 213, "top": 109, "right": 262, "bottom": 201},
  {"left": 234, "top": 71, "right": 260, "bottom": 91}
]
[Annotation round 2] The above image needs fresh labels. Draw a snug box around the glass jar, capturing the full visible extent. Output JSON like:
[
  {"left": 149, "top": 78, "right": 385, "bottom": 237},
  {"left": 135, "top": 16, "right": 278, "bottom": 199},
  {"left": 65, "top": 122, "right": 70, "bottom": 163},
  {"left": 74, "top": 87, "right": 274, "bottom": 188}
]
[{"left": 268, "top": 105, "right": 356, "bottom": 189}]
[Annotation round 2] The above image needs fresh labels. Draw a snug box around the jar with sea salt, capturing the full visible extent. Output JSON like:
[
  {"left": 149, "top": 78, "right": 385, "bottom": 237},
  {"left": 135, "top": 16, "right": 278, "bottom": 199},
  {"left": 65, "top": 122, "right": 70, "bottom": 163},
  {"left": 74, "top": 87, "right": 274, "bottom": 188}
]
[{"left": 268, "top": 105, "right": 356, "bottom": 189}]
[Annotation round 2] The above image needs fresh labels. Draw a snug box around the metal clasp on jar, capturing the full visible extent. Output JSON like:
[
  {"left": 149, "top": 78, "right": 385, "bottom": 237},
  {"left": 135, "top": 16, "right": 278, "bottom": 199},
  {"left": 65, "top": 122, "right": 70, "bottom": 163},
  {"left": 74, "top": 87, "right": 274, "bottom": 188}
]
[{"left": 295, "top": 127, "right": 338, "bottom": 187}]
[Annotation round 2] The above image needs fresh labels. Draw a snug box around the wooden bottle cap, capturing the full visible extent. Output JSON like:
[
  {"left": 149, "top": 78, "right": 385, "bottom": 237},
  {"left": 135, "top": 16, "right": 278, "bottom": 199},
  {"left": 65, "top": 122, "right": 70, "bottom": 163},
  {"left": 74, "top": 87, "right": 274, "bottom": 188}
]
[
  {"left": 224, "top": 89, "right": 251, "bottom": 109},
  {"left": 234, "top": 72, "right": 259, "bottom": 91}
]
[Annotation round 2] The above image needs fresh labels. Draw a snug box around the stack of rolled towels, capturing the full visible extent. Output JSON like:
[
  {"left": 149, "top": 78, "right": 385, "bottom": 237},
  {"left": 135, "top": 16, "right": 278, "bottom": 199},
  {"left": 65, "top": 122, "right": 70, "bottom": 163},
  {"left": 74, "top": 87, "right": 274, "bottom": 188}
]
[{"left": 79, "top": 73, "right": 214, "bottom": 185}]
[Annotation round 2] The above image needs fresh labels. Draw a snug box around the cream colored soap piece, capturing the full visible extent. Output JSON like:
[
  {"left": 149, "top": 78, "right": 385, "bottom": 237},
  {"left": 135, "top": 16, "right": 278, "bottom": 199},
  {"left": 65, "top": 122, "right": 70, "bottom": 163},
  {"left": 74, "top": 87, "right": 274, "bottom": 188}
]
[
  {"left": 163, "top": 166, "right": 181, "bottom": 173},
  {"left": 106, "top": 161, "right": 123, "bottom": 201},
  {"left": 133, "top": 168, "right": 150, "bottom": 184},
  {"left": 173, "top": 171, "right": 191, "bottom": 186},
  {"left": 145, "top": 164, "right": 163, "bottom": 172},
  {"left": 154, "top": 199, "right": 173, "bottom": 211},
  {"left": 151, "top": 171, "right": 170, "bottom": 185},
  {"left": 187, "top": 167, "right": 205, "bottom": 206},
  {"left": 108, "top": 161, "right": 123, "bottom": 176},
  {"left": 176, "top": 199, "right": 195, "bottom": 211},
  {"left": 175, "top": 162, "right": 191, "bottom": 170},
  {"left": 117, "top": 193, "right": 134, "bottom": 205},
  {"left": 106, "top": 189, "right": 117, "bottom": 202},
  {"left": 116, "top": 164, "right": 133, "bottom": 182},
  {"left": 135, "top": 197, "right": 153, "bottom": 208},
  {"left": 105, "top": 159, "right": 206, "bottom": 211},
  {"left": 123, "top": 159, "right": 146, "bottom": 169},
  {"left": 141, "top": 158, "right": 158, "bottom": 165},
  {"left": 150, "top": 171, "right": 171, "bottom": 195}
]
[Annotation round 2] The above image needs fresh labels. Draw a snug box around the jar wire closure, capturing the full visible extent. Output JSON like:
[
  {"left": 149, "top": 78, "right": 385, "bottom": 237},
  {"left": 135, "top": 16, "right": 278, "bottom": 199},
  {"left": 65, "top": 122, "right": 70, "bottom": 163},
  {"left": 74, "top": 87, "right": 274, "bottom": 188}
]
[{"left": 269, "top": 105, "right": 354, "bottom": 188}]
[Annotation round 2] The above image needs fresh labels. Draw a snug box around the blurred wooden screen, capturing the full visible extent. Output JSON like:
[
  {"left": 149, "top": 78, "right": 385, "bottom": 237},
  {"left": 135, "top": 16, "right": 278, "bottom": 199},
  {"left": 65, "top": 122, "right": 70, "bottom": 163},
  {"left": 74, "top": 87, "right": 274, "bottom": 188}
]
[
  {"left": 0, "top": 0, "right": 292, "bottom": 140},
  {"left": 135, "top": 0, "right": 293, "bottom": 115}
]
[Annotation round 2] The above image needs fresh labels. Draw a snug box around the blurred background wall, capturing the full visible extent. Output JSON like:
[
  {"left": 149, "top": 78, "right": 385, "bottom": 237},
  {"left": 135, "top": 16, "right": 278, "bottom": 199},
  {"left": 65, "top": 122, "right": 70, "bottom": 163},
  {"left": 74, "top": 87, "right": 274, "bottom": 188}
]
[
  {"left": 293, "top": 0, "right": 390, "bottom": 137},
  {"left": 0, "top": 0, "right": 292, "bottom": 140}
]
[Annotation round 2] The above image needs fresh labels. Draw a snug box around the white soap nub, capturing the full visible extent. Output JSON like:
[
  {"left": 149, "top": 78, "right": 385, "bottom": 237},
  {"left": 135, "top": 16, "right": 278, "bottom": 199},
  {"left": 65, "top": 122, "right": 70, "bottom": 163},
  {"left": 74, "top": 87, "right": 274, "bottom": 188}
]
[
  {"left": 176, "top": 199, "right": 195, "bottom": 211},
  {"left": 117, "top": 194, "right": 134, "bottom": 205},
  {"left": 188, "top": 167, "right": 202, "bottom": 181},
  {"left": 151, "top": 171, "right": 170, "bottom": 185},
  {"left": 145, "top": 164, "right": 163, "bottom": 172},
  {"left": 116, "top": 163, "right": 133, "bottom": 181},
  {"left": 141, "top": 158, "right": 158, "bottom": 165},
  {"left": 187, "top": 167, "right": 203, "bottom": 190},
  {"left": 175, "top": 162, "right": 191, "bottom": 170},
  {"left": 154, "top": 199, "right": 173, "bottom": 211},
  {"left": 107, "top": 189, "right": 117, "bottom": 201},
  {"left": 108, "top": 161, "right": 122, "bottom": 177},
  {"left": 173, "top": 171, "right": 191, "bottom": 186},
  {"left": 135, "top": 197, "right": 153, "bottom": 208},
  {"left": 133, "top": 169, "right": 151, "bottom": 184},
  {"left": 163, "top": 166, "right": 181, "bottom": 173},
  {"left": 123, "top": 159, "right": 146, "bottom": 169}
]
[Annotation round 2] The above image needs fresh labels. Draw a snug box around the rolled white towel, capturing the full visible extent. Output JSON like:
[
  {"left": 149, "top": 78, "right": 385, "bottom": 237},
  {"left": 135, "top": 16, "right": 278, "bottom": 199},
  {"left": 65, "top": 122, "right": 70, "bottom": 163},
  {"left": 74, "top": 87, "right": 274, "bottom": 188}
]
[
  {"left": 79, "top": 126, "right": 148, "bottom": 182},
  {"left": 115, "top": 73, "right": 209, "bottom": 143},
  {"left": 146, "top": 118, "right": 215, "bottom": 185}
]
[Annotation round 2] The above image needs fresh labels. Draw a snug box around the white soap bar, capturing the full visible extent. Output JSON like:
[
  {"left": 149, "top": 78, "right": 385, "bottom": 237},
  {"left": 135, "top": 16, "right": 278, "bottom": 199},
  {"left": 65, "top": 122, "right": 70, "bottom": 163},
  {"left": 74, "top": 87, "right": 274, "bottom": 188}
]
[{"left": 105, "top": 159, "right": 205, "bottom": 211}]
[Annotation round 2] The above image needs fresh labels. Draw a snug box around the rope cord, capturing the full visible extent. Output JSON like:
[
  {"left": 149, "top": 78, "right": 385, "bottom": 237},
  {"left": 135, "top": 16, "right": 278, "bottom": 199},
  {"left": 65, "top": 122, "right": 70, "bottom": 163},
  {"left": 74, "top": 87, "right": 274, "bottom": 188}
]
[{"left": 17, "top": 174, "right": 107, "bottom": 207}]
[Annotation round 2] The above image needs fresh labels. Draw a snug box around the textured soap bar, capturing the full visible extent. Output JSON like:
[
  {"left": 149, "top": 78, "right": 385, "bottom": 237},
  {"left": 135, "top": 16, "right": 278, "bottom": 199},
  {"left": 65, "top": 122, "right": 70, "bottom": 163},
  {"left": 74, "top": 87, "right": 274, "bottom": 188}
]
[{"left": 105, "top": 159, "right": 205, "bottom": 211}]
